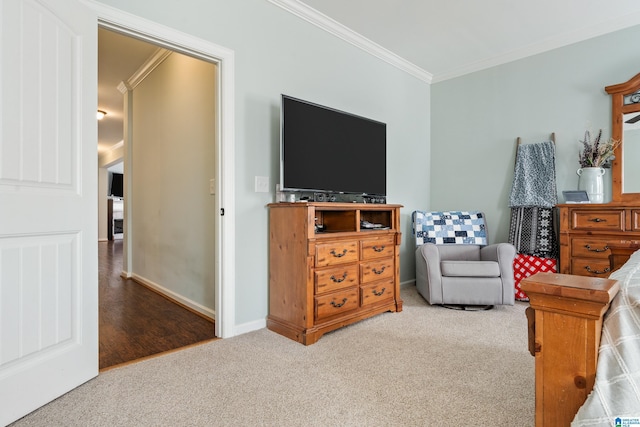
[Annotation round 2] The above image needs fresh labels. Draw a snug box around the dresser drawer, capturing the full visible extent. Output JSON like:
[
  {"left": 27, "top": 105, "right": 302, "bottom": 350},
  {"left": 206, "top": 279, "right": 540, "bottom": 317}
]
[
  {"left": 571, "top": 238, "right": 611, "bottom": 259},
  {"left": 360, "top": 236, "right": 395, "bottom": 260},
  {"left": 571, "top": 258, "right": 612, "bottom": 277},
  {"left": 571, "top": 210, "right": 624, "bottom": 231},
  {"left": 633, "top": 210, "right": 640, "bottom": 232},
  {"left": 315, "top": 288, "right": 359, "bottom": 321},
  {"left": 360, "top": 258, "right": 394, "bottom": 283},
  {"left": 315, "top": 241, "right": 358, "bottom": 267},
  {"left": 315, "top": 264, "right": 359, "bottom": 295},
  {"left": 360, "top": 278, "right": 394, "bottom": 307}
]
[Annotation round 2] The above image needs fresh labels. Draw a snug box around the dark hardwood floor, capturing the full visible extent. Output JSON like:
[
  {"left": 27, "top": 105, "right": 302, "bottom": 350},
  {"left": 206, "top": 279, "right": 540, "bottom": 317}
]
[{"left": 99, "top": 239, "right": 217, "bottom": 370}]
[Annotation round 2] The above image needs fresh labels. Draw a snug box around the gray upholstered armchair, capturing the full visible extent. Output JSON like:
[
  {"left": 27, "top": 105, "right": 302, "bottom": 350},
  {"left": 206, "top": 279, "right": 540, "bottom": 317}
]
[{"left": 412, "top": 211, "right": 516, "bottom": 308}]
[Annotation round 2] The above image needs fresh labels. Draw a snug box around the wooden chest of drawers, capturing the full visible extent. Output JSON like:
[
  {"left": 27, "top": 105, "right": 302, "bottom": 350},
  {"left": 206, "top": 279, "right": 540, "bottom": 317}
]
[
  {"left": 267, "top": 202, "right": 403, "bottom": 345},
  {"left": 558, "top": 204, "right": 640, "bottom": 277}
]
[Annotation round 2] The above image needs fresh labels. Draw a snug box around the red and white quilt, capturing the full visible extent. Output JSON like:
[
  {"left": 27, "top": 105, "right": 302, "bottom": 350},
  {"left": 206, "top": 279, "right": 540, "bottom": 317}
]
[{"left": 513, "top": 254, "right": 557, "bottom": 301}]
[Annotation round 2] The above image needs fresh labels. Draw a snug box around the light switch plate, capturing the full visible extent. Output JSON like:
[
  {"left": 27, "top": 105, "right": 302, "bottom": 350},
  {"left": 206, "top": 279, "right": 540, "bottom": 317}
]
[{"left": 255, "top": 176, "right": 269, "bottom": 193}]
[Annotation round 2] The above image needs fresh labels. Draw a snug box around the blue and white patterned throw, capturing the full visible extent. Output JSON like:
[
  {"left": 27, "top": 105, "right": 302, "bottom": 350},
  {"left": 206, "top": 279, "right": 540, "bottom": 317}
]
[{"left": 412, "top": 211, "right": 488, "bottom": 246}]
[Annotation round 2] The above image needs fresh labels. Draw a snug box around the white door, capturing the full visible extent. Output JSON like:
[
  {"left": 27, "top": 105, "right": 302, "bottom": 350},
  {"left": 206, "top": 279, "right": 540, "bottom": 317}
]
[{"left": 0, "top": 0, "right": 98, "bottom": 424}]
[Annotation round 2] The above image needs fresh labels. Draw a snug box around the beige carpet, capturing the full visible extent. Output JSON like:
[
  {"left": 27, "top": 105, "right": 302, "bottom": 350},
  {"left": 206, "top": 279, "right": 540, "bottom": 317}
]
[{"left": 12, "top": 286, "right": 534, "bottom": 426}]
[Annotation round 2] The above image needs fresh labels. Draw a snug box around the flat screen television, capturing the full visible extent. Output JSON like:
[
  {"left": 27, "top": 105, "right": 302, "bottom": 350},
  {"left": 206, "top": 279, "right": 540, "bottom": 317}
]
[
  {"left": 280, "top": 95, "right": 386, "bottom": 196},
  {"left": 110, "top": 172, "right": 123, "bottom": 198}
]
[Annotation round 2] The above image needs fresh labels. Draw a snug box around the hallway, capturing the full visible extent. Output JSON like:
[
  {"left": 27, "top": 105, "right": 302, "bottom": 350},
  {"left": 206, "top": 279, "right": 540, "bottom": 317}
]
[{"left": 99, "top": 240, "right": 217, "bottom": 370}]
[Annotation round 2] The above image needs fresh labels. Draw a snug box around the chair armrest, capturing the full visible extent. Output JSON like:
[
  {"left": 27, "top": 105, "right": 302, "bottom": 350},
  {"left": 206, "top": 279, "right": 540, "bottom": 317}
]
[
  {"left": 480, "top": 243, "right": 515, "bottom": 265},
  {"left": 481, "top": 243, "right": 516, "bottom": 304},
  {"left": 415, "top": 243, "right": 443, "bottom": 304}
]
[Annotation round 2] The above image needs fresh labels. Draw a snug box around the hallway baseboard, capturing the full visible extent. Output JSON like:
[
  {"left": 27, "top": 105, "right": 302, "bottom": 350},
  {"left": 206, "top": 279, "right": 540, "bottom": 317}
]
[{"left": 130, "top": 273, "right": 216, "bottom": 321}]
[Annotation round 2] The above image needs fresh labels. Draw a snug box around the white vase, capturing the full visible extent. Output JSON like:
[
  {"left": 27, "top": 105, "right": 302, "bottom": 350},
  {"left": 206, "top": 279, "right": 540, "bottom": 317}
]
[{"left": 577, "top": 167, "right": 605, "bottom": 203}]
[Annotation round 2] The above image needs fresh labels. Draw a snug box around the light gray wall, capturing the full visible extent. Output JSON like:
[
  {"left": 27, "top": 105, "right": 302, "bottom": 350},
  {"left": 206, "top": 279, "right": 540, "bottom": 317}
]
[
  {"left": 431, "top": 24, "right": 640, "bottom": 244},
  {"left": 132, "top": 52, "right": 217, "bottom": 310},
  {"left": 97, "top": 0, "right": 431, "bottom": 327}
]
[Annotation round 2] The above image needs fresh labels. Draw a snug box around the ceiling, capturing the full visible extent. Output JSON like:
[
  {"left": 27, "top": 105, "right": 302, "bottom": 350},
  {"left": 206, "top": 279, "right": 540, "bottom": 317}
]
[
  {"left": 98, "top": 28, "right": 158, "bottom": 155},
  {"left": 98, "top": 1, "right": 640, "bottom": 153},
  {"left": 296, "top": 0, "right": 640, "bottom": 81}
]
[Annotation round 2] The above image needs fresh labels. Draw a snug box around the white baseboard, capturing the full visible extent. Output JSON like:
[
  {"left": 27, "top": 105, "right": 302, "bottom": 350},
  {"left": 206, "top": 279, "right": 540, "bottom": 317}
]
[
  {"left": 234, "top": 319, "right": 266, "bottom": 337},
  {"left": 130, "top": 273, "right": 215, "bottom": 320}
]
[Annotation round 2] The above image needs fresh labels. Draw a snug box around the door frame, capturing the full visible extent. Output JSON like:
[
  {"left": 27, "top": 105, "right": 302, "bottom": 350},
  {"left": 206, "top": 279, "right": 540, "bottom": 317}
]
[{"left": 92, "top": 3, "right": 236, "bottom": 339}]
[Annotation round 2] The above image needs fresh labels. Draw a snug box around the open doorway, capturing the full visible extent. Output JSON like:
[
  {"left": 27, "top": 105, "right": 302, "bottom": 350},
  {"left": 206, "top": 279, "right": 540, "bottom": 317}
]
[
  {"left": 97, "top": 27, "right": 219, "bottom": 370},
  {"left": 97, "top": 5, "right": 237, "bottom": 350}
]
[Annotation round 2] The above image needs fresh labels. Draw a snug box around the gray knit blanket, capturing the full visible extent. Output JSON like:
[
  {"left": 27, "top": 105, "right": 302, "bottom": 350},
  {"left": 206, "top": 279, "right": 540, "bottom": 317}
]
[{"left": 509, "top": 141, "right": 557, "bottom": 208}]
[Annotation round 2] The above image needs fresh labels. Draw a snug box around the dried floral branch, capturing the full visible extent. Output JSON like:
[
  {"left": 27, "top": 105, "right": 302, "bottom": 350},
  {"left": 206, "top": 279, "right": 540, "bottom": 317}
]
[{"left": 578, "top": 129, "right": 620, "bottom": 168}]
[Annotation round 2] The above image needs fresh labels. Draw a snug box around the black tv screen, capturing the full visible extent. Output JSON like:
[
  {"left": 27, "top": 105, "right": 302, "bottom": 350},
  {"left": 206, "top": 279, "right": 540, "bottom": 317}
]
[
  {"left": 110, "top": 173, "right": 123, "bottom": 198},
  {"left": 281, "top": 95, "right": 386, "bottom": 196}
]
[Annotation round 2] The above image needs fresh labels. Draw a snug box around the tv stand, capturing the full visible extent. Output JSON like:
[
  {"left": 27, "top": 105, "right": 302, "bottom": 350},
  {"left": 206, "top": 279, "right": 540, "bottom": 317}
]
[{"left": 267, "top": 202, "right": 403, "bottom": 345}]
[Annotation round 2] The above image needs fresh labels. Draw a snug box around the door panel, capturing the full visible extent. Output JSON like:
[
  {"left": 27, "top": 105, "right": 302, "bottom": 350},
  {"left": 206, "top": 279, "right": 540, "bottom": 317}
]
[{"left": 0, "top": 0, "right": 97, "bottom": 424}]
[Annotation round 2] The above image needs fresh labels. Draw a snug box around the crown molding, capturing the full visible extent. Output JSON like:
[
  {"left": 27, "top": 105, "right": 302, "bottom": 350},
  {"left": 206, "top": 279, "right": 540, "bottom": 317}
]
[
  {"left": 110, "top": 140, "right": 124, "bottom": 151},
  {"left": 268, "top": 0, "right": 432, "bottom": 84},
  {"left": 114, "top": 48, "right": 171, "bottom": 92},
  {"left": 116, "top": 81, "right": 129, "bottom": 94},
  {"left": 126, "top": 48, "right": 172, "bottom": 89}
]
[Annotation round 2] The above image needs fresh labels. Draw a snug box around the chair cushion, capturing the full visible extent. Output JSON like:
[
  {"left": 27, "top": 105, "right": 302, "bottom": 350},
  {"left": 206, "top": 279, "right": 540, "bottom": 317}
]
[
  {"left": 412, "top": 211, "right": 488, "bottom": 246},
  {"left": 440, "top": 260, "right": 500, "bottom": 277}
]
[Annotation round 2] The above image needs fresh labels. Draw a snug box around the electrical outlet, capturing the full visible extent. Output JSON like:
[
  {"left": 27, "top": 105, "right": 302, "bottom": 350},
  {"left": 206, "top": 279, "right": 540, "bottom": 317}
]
[{"left": 255, "top": 176, "right": 269, "bottom": 193}]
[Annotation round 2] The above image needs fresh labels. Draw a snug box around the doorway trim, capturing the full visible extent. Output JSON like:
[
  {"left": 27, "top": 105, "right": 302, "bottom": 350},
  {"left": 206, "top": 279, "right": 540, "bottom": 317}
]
[{"left": 91, "top": 2, "right": 236, "bottom": 339}]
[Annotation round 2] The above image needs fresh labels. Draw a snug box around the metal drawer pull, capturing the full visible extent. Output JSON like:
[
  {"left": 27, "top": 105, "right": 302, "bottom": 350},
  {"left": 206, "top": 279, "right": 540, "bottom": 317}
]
[
  {"left": 372, "top": 287, "right": 386, "bottom": 296},
  {"left": 588, "top": 218, "right": 606, "bottom": 223},
  {"left": 330, "top": 249, "right": 347, "bottom": 258},
  {"left": 373, "top": 266, "right": 386, "bottom": 275},
  {"left": 372, "top": 245, "right": 385, "bottom": 252},
  {"left": 330, "top": 272, "right": 347, "bottom": 283},
  {"left": 584, "top": 244, "right": 609, "bottom": 253},
  {"left": 330, "top": 298, "right": 348, "bottom": 308},
  {"left": 585, "top": 266, "right": 611, "bottom": 275}
]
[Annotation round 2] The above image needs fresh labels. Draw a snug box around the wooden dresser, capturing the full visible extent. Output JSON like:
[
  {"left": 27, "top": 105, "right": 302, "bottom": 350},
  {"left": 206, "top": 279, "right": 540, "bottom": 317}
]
[
  {"left": 558, "top": 203, "right": 640, "bottom": 277},
  {"left": 267, "top": 202, "right": 403, "bottom": 345},
  {"left": 608, "top": 240, "right": 640, "bottom": 272}
]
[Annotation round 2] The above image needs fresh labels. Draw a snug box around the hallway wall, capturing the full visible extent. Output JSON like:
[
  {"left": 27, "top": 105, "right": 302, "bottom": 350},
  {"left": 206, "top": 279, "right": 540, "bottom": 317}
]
[{"left": 131, "top": 52, "right": 217, "bottom": 314}]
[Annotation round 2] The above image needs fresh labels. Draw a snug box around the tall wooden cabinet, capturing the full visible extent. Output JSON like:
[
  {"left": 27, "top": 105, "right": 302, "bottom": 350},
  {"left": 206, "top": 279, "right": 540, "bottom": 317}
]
[
  {"left": 267, "top": 202, "right": 403, "bottom": 345},
  {"left": 558, "top": 203, "right": 640, "bottom": 276}
]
